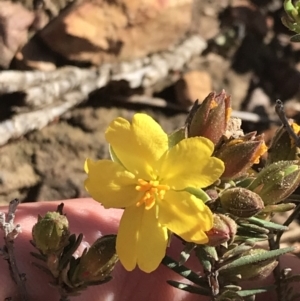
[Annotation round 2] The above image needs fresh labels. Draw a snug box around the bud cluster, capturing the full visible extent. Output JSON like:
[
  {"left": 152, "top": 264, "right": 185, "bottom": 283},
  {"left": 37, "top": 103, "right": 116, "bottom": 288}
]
[
  {"left": 282, "top": 0, "right": 300, "bottom": 42},
  {"left": 173, "top": 90, "right": 300, "bottom": 299},
  {"left": 31, "top": 205, "right": 118, "bottom": 297}
]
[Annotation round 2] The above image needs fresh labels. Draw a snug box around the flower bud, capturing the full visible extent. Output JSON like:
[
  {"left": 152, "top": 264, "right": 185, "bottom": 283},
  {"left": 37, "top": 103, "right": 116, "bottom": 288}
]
[
  {"left": 205, "top": 214, "right": 237, "bottom": 246},
  {"left": 215, "top": 133, "right": 267, "bottom": 179},
  {"left": 267, "top": 122, "right": 300, "bottom": 164},
  {"left": 248, "top": 160, "right": 300, "bottom": 205},
  {"left": 220, "top": 187, "right": 264, "bottom": 218},
  {"left": 187, "top": 90, "right": 231, "bottom": 145},
  {"left": 220, "top": 249, "right": 277, "bottom": 281},
  {"left": 32, "top": 212, "right": 70, "bottom": 256},
  {"left": 282, "top": 0, "right": 300, "bottom": 33},
  {"left": 70, "top": 235, "right": 118, "bottom": 285},
  {"left": 205, "top": 189, "right": 219, "bottom": 203}
]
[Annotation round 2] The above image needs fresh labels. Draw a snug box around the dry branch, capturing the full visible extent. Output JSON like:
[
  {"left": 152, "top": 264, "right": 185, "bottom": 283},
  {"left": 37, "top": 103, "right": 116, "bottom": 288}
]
[
  {"left": 0, "top": 35, "right": 207, "bottom": 145},
  {"left": 1, "top": 35, "right": 206, "bottom": 106},
  {"left": 0, "top": 90, "right": 86, "bottom": 146}
]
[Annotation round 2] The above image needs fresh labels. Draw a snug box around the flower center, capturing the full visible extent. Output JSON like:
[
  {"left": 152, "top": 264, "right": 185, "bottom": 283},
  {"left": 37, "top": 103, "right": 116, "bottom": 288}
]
[{"left": 135, "top": 179, "right": 170, "bottom": 210}]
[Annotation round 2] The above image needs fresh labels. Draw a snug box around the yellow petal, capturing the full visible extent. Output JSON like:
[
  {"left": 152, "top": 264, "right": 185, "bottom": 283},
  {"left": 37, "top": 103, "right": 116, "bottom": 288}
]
[
  {"left": 158, "top": 190, "right": 213, "bottom": 244},
  {"left": 105, "top": 114, "right": 168, "bottom": 179},
  {"left": 84, "top": 158, "right": 140, "bottom": 208},
  {"left": 116, "top": 205, "right": 168, "bottom": 273},
  {"left": 137, "top": 206, "right": 168, "bottom": 273},
  {"left": 159, "top": 137, "right": 224, "bottom": 189},
  {"left": 116, "top": 206, "right": 142, "bottom": 271}
]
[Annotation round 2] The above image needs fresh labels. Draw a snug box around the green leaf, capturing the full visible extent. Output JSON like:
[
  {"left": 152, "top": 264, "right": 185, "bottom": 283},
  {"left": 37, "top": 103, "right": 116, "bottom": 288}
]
[
  {"left": 60, "top": 233, "right": 83, "bottom": 270},
  {"left": 234, "top": 235, "right": 268, "bottom": 243},
  {"left": 291, "top": 34, "right": 300, "bottom": 42},
  {"left": 246, "top": 216, "right": 289, "bottom": 231},
  {"left": 222, "top": 244, "right": 253, "bottom": 260},
  {"left": 179, "top": 242, "right": 196, "bottom": 265},
  {"left": 162, "top": 256, "right": 208, "bottom": 287},
  {"left": 218, "top": 247, "right": 294, "bottom": 272},
  {"left": 237, "top": 286, "right": 274, "bottom": 297},
  {"left": 223, "top": 284, "right": 242, "bottom": 291},
  {"left": 262, "top": 203, "right": 296, "bottom": 213},
  {"left": 236, "top": 229, "right": 269, "bottom": 240},
  {"left": 237, "top": 222, "right": 269, "bottom": 234},
  {"left": 167, "top": 281, "right": 210, "bottom": 296},
  {"left": 195, "top": 246, "right": 212, "bottom": 272},
  {"left": 168, "top": 127, "right": 187, "bottom": 148},
  {"left": 216, "top": 290, "right": 243, "bottom": 301},
  {"left": 184, "top": 187, "right": 211, "bottom": 203},
  {"left": 236, "top": 177, "right": 255, "bottom": 188},
  {"left": 202, "top": 245, "right": 218, "bottom": 261}
]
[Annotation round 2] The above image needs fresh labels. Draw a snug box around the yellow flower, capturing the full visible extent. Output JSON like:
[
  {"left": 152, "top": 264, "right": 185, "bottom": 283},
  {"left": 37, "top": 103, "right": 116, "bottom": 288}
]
[{"left": 84, "top": 114, "right": 224, "bottom": 273}]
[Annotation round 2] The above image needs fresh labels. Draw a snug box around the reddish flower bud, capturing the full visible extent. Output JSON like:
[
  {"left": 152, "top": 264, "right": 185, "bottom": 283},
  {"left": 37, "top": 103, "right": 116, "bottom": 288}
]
[
  {"left": 215, "top": 133, "right": 267, "bottom": 179},
  {"left": 205, "top": 214, "right": 237, "bottom": 246},
  {"left": 187, "top": 90, "right": 231, "bottom": 145}
]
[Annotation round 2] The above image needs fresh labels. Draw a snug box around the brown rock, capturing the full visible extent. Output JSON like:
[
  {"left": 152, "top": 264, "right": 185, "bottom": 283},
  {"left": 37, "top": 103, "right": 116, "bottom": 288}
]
[
  {"left": 0, "top": 1, "right": 34, "bottom": 68},
  {"left": 38, "top": 0, "right": 193, "bottom": 65},
  {"left": 14, "top": 36, "right": 57, "bottom": 71},
  {"left": 175, "top": 70, "right": 212, "bottom": 107}
]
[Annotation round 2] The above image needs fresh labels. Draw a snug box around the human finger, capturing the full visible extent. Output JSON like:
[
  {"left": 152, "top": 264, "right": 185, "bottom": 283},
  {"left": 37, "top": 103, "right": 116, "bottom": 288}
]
[{"left": 0, "top": 198, "right": 206, "bottom": 301}]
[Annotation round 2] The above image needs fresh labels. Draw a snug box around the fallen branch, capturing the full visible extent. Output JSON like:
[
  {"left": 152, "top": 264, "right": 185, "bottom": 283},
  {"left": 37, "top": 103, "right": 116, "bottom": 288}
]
[
  {"left": 0, "top": 199, "right": 28, "bottom": 301},
  {"left": 0, "top": 90, "right": 86, "bottom": 145},
  {"left": 0, "top": 35, "right": 206, "bottom": 108},
  {"left": 0, "top": 35, "right": 207, "bottom": 145}
]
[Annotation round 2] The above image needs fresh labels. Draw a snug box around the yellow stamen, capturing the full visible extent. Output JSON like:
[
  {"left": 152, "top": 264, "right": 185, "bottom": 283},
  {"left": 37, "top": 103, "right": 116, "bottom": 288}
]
[
  {"left": 251, "top": 141, "right": 268, "bottom": 164},
  {"left": 135, "top": 179, "right": 170, "bottom": 210},
  {"left": 225, "top": 107, "right": 232, "bottom": 122},
  {"left": 210, "top": 99, "right": 218, "bottom": 109}
]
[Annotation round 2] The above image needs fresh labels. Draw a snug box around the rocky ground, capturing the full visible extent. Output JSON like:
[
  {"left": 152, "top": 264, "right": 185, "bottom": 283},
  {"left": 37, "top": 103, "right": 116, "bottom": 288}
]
[{"left": 1, "top": 0, "right": 300, "bottom": 206}]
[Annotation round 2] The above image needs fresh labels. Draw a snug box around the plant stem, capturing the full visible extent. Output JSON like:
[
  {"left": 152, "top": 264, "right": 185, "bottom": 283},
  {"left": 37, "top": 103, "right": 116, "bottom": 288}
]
[
  {"left": 0, "top": 199, "right": 29, "bottom": 301},
  {"left": 5, "top": 238, "right": 28, "bottom": 301},
  {"left": 275, "top": 99, "right": 300, "bottom": 146},
  {"left": 269, "top": 202, "right": 300, "bottom": 301},
  {"left": 276, "top": 203, "right": 300, "bottom": 246}
]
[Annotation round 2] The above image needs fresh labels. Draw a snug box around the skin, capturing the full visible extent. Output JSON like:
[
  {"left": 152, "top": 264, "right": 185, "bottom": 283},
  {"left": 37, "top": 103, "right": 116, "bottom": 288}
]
[{"left": 0, "top": 198, "right": 299, "bottom": 301}]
